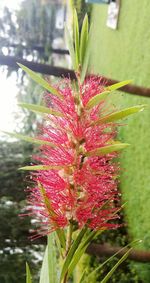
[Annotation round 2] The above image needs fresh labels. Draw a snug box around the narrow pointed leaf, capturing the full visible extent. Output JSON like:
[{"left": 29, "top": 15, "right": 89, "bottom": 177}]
[
  {"left": 93, "top": 105, "right": 146, "bottom": 125},
  {"left": 79, "top": 270, "right": 87, "bottom": 283},
  {"left": 80, "top": 14, "right": 89, "bottom": 66},
  {"left": 55, "top": 232, "right": 63, "bottom": 256},
  {"left": 39, "top": 183, "right": 57, "bottom": 218},
  {"left": 19, "top": 165, "right": 64, "bottom": 171},
  {"left": 48, "top": 234, "right": 58, "bottom": 283},
  {"left": 60, "top": 227, "right": 87, "bottom": 283},
  {"left": 85, "top": 91, "right": 110, "bottom": 110},
  {"left": 70, "top": 210, "right": 132, "bottom": 282},
  {"left": 56, "top": 229, "right": 66, "bottom": 250},
  {"left": 39, "top": 186, "right": 66, "bottom": 251},
  {"left": 82, "top": 240, "right": 140, "bottom": 283},
  {"left": 40, "top": 234, "right": 58, "bottom": 283},
  {"left": 40, "top": 246, "right": 49, "bottom": 283},
  {"left": 40, "top": 187, "right": 66, "bottom": 258},
  {"left": 3, "top": 132, "right": 55, "bottom": 147},
  {"left": 67, "top": 230, "right": 97, "bottom": 277},
  {"left": 106, "top": 80, "right": 132, "bottom": 91},
  {"left": 73, "top": 9, "right": 80, "bottom": 69},
  {"left": 19, "top": 103, "right": 64, "bottom": 117},
  {"left": 86, "top": 143, "right": 129, "bottom": 157},
  {"left": 17, "top": 63, "right": 63, "bottom": 99},
  {"left": 80, "top": 24, "right": 92, "bottom": 84},
  {"left": 100, "top": 248, "right": 133, "bottom": 283},
  {"left": 68, "top": 204, "right": 119, "bottom": 278},
  {"left": 65, "top": 25, "right": 76, "bottom": 70},
  {"left": 26, "top": 263, "right": 32, "bottom": 283},
  {"left": 69, "top": 212, "right": 136, "bottom": 280}
]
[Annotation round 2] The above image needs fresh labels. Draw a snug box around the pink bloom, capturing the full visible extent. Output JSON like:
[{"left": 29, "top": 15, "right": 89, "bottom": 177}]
[{"left": 27, "top": 77, "right": 120, "bottom": 236}]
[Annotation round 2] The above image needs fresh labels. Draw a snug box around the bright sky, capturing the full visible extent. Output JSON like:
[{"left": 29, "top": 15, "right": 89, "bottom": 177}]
[{"left": 0, "top": 0, "right": 23, "bottom": 138}]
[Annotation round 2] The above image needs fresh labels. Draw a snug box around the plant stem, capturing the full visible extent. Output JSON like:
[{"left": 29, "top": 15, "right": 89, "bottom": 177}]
[
  {"left": 66, "top": 222, "right": 73, "bottom": 255},
  {"left": 62, "top": 223, "right": 73, "bottom": 283},
  {"left": 62, "top": 272, "right": 68, "bottom": 283}
]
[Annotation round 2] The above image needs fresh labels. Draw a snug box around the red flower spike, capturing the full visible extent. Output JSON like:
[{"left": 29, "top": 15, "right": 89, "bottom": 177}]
[{"left": 27, "top": 77, "right": 121, "bottom": 236}]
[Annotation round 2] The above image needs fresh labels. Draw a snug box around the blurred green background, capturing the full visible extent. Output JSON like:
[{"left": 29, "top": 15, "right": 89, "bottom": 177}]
[{"left": 90, "top": 1, "right": 150, "bottom": 281}]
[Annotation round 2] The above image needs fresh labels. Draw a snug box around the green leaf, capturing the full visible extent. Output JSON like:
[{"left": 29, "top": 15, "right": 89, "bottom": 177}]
[
  {"left": 73, "top": 9, "right": 80, "bottom": 69},
  {"left": 40, "top": 246, "right": 49, "bottom": 283},
  {"left": 86, "top": 143, "right": 129, "bottom": 157},
  {"left": 69, "top": 210, "right": 137, "bottom": 281},
  {"left": 69, "top": 0, "right": 74, "bottom": 11},
  {"left": 67, "top": 202, "right": 121, "bottom": 279},
  {"left": 65, "top": 25, "right": 76, "bottom": 70},
  {"left": 19, "top": 103, "right": 64, "bottom": 117},
  {"left": 100, "top": 248, "right": 132, "bottom": 283},
  {"left": 48, "top": 234, "right": 58, "bottom": 283},
  {"left": 56, "top": 229, "right": 66, "bottom": 250},
  {"left": 60, "top": 227, "right": 87, "bottom": 283},
  {"left": 105, "top": 80, "right": 132, "bottom": 91},
  {"left": 93, "top": 105, "right": 146, "bottom": 125},
  {"left": 26, "top": 262, "right": 32, "bottom": 283},
  {"left": 85, "top": 91, "right": 110, "bottom": 110},
  {"left": 80, "top": 14, "right": 88, "bottom": 66},
  {"left": 3, "top": 132, "right": 55, "bottom": 147},
  {"left": 39, "top": 183, "right": 57, "bottom": 219},
  {"left": 82, "top": 240, "right": 140, "bottom": 283},
  {"left": 17, "top": 63, "right": 63, "bottom": 100},
  {"left": 67, "top": 230, "right": 97, "bottom": 278},
  {"left": 39, "top": 234, "right": 58, "bottom": 283},
  {"left": 19, "top": 165, "right": 64, "bottom": 171},
  {"left": 80, "top": 24, "right": 92, "bottom": 84},
  {"left": 78, "top": 270, "right": 87, "bottom": 283},
  {"left": 68, "top": 230, "right": 100, "bottom": 278}
]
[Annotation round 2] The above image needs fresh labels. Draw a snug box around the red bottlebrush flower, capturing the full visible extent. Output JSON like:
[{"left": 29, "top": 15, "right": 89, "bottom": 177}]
[{"left": 27, "top": 76, "right": 121, "bottom": 236}]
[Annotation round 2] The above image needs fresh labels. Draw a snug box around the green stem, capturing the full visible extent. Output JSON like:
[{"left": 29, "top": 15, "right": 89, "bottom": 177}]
[
  {"left": 62, "top": 223, "right": 73, "bottom": 283},
  {"left": 62, "top": 272, "right": 68, "bottom": 283},
  {"left": 66, "top": 222, "right": 73, "bottom": 256}
]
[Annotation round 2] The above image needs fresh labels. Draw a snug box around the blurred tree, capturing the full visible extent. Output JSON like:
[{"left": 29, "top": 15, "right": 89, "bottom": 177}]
[
  {"left": 0, "top": 141, "right": 45, "bottom": 283},
  {"left": 0, "top": 0, "right": 68, "bottom": 64},
  {"left": 0, "top": 76, "right": 46, "bottom": 282},
  {"left": 0, "top": 141, "right": 32, "bottom": 200}
]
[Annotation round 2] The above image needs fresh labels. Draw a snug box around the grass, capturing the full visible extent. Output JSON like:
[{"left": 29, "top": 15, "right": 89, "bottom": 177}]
[{"left": 89, "top": 1, "right": 150, "bottom": 282}]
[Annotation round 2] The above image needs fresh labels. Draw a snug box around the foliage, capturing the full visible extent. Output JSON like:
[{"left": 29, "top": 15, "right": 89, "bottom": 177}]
[
  {"left": 90, "top": 1, "right": 150, "bottom": 281},
  {"left": 71, "top": 0, "right": 92, "bottom": 29},
  {"left": 16, "top": 77, "right": 43, "bottom": 134},
  {"left": 0, "top": 0, "right": 65, "bottom": 62},
  {"left": 0, "top": 1, "right": 67, "bottom": 280},
  {"left": 81, "top": 226, "right": 142, "bottom": 283},
  {"left": 0, "top": 76, "right": 45, "bottom": 282},
  {"left": 0, "top": 141, "right": 45, "bottom": 283},
  {"left": 0, "top": 141, "right": 32, "bottom": 201}
]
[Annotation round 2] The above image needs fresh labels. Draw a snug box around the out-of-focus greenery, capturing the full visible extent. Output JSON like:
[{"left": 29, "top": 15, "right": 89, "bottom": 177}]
[
  {"left": 73, "top": 209, "right": 142, "bottom": 282},
  {"left": 0, "top": 141, "right": 45, "bottom": 283},
  {"left": 0, "top": 77, "right": 45, "bottom": 282},
  {"left": 89, "top": 0, "right": 150, "bottom": 282},
  {"left": 79, "top": 227, "right": 143, "bottom": 283},
  {"left": 0, "top": 0, "right": 65, "bottom": 63},
  {"left": 71, "top": 0, "right": 92, "bottom": 28},
  {"left": 0, "top": 1, "right": 68, "bottom": 280}
]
